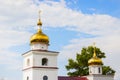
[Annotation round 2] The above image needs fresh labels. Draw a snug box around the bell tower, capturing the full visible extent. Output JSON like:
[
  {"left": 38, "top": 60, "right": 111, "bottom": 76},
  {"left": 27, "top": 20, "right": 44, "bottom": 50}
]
[{"left": 22, "top": 11, "right": 59, "bottom": 80}]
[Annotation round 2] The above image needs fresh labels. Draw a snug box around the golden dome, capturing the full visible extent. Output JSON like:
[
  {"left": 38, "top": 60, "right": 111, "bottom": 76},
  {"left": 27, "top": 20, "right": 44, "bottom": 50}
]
[
  {"left": 30, "top": 29, "right": 49, "bottom": 44},
  {"left": 88, "top": 56, "right": 102, "bottom": 65},
  {"left": 30, "top": 11, "right": 49, "bottom": 45},
  {"left": 88, "top": 45, "right": 102, "bottom": 65}
]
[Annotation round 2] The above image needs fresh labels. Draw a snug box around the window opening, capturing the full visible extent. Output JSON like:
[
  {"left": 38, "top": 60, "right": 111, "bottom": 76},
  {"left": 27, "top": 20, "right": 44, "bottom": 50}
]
[
  {"left": 43, "top": 75, "right": 48, "bottom": 80},
  {"left": 42, "top": 58, "right": 48, "bottom": 66}
]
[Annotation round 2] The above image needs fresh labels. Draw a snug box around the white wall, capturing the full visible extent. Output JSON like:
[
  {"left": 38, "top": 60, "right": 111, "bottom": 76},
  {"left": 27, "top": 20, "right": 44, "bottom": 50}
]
[
  {"left": 87, "top": 74, "right": 114, "bottom": 80},
  {"left": 33, "top": 68, "right": 58, "bottom": 80},
  {"left": 22, "top": 50, "right": 59, "bottom": 80},
  {"left": 33, "top": 52, "right": 58, "bottom": 67}
]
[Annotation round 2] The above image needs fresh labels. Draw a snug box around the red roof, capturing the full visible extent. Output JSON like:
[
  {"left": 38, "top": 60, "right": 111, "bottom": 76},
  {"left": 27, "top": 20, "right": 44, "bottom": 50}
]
[{"left": 58, "top": 76, "right": 88, "bottom": 80}]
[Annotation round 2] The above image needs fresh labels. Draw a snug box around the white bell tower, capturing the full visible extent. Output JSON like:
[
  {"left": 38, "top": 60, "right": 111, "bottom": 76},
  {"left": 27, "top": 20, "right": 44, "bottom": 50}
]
[{"left": 22, "top": 11, "right": 59, "bottom": 80}]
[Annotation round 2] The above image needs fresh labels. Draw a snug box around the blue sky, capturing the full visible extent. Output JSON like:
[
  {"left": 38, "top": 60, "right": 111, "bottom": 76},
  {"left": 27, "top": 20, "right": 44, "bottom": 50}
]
[{"left": 0, "top": 0, "right": 120, "bottom": 80}]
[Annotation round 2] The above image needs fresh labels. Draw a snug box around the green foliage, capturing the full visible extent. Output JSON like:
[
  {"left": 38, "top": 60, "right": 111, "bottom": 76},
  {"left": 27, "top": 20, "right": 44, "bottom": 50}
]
[
  {"left": 65, "top": 46, "right": 115, "bottom": 76},
  {"left": 102, "top": 66, "right": 115, "bottom": 75}
]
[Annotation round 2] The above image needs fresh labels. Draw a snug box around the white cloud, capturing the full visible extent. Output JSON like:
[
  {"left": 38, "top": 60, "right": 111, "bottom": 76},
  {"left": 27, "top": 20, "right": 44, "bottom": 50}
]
[
  {"left": 0, "top": 50, "right": 22, "bottom": 69},
  {"left": 0, "top": 29, "right": 31, "bottom": 48}
]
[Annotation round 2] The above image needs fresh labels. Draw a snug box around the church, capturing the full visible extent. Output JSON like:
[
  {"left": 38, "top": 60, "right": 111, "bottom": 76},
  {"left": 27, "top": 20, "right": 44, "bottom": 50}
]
[{"left": 22, "top": 13, "right": 114, "bottom": 80}]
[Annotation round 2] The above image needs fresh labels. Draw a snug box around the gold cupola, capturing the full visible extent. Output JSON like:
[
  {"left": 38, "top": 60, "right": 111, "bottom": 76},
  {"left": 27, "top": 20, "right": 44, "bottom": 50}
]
[
  {"left": 88, "top": 43, "right": 102, "bottom": 65},
  {"left": 30, "top": 11, "right": 49, "bottom": 45}
]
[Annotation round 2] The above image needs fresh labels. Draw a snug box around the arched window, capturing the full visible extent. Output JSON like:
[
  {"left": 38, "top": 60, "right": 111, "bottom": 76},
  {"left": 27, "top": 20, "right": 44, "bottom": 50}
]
[
  {"left": 42, "top": 58, "right": 48, "bottom": 66},
  {"left": 98, "top": 67, "right": 101, "bottom": 73},
  {"left": 43, "top": 75, "right": 48, "bottom": 80},
  {"left": 27, "top": 76, "right": 29, "bottom": 80},
  {"left": 27, "top": 59, "right": 30, "bottom": 66}
]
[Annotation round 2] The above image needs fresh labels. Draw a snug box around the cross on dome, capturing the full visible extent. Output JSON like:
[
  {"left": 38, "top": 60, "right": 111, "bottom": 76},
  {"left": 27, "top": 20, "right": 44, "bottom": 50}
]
[
  {"left": 93, "top": 42, "right": 97, "bottom": 58},
  {"left": 37, "top": 10, "right": 42, "bottom": 29}
]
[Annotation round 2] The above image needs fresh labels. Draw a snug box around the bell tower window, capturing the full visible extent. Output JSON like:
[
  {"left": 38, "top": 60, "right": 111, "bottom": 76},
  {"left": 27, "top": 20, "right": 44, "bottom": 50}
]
[
  {"left": 42, "top": 58, "right": 48, "bottom": 66},
  {"left": 27, "top": 59, "right": 30, "bottom": 66},
  {"left": 98, "top": 67, "right": 101, "bottom": 73}
]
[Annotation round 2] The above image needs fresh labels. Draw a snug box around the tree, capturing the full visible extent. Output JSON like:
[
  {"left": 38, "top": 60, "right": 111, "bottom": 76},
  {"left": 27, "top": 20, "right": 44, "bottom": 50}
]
[{"left": 66, "top": 46, "right": 115, "bottom": 76}]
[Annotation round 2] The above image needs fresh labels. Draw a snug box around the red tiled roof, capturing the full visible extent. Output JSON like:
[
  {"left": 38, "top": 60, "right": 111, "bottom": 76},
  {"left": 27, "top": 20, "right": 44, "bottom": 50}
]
[{"left": 58, "top": 76, "right": 88, "bottom": 80}]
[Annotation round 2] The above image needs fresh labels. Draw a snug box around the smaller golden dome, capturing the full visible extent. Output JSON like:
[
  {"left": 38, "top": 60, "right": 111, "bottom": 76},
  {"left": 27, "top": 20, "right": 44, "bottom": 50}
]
[
  {"left": 88, "top": 44, "right": 102, "bottom": 66},
  {"left": 30, "top": 29, "right": 49, "bottom": 44},
  {"left": 88, "top": 56, "right": 102, "bottom": 65}
]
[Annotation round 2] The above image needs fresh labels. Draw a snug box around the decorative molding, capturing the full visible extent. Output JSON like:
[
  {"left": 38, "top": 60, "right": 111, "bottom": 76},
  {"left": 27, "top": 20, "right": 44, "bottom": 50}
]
[
  {"left": 22, "top": 50, "right": 59, "bottom": 56},
  {"left": 23, "top": 66, "right": 58, "bottom": 71}
]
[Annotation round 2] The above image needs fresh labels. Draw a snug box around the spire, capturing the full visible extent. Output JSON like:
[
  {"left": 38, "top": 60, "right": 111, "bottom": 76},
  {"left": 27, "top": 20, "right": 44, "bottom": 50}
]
[
  {"left": 93, "top": 42, "right": 97, "bottom": 58},
  {"left": 30, "top": 11, "right": 49, "bottom": 46},
  {"left": 88, "top": 43, "right": 103, "bottom": 75},
  {"left": 88, "top": 42, "right": 102, "bottom": 66},
  {"left": 37, "top": 10, "right": 42, "bottom": 29}
]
